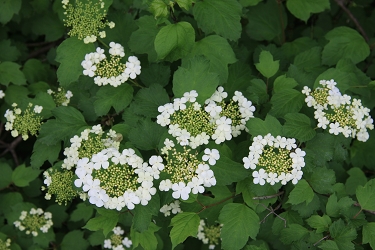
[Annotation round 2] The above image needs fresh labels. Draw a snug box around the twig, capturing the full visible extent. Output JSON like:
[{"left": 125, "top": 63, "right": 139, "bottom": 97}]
[
  {"left": 314, "top": 235, "right": 330, "bottom": 246},
  {"left": 353, "top": 202, "right": 375, "bottom": 215},
  {"left": 197, "top": 193, "right": 236, "bottom": 214},
  {"left": 276, "top": 0, "right": 286, "bottom": 44},
  {"left": 253, "top": 191, "right": 284, "bottom": 200},
  {"left": 0, "top": 136, "right": 22, "bottom": 166},
  {"left": 258, "top": 203, "right": 286, "bottom": 227}
]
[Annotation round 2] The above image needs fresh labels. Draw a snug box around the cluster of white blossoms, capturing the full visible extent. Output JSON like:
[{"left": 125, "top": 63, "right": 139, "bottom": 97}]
[
  {"left": 303, "top": 79, "right": 373, "bottom": 142},
  {"left": 74, "top": 147, "right": 157, "bottom": 210},
  {"left": 103, "top": 226, "right": 132, "bottom": 250},
  {"left": 4, "top": 103, "right": 43, "bottom": 140},
  {"left": 158, "top": 139, "right": 218, "bottom": 200},
  {"left": 243, "top": 133, "right": 306, "bottom": 186},
  {"left": 197, "top": 220, "right": 222, "bottom": 249},
  {"left": 62, "top": 124, "right": 120, "bottom": 170},
  {"left": 159, "top": 200, "right": 182, "bottom": 217},
  {"left": 47, "top": 88, "right": 73, "bottom": 106},
  {"left": 81, "top": 42, "right": 141, "bottom": 87},
  {"left": 156, "top": 88, "right": 255, "bottom": 148},
  {"left": 13, "top": 208, "right": 53, "bottom": 237}
]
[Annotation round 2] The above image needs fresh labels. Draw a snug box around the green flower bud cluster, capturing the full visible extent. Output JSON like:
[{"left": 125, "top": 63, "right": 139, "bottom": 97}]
[
  {"left": 0, "top": 238, "right": 11, "bottom": 250},
  {"left": 197, "top": 220, "right": 222, "bottom": 249},
  {"left": 47, "top": 88, "right": 73, "bottom": 106},
  {"left": 13, "top": 208, "right": 53, "bottom": 237}
]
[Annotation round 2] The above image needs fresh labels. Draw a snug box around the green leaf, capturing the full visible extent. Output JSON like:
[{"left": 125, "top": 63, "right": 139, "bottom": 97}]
[
  {"left": 224, "top": 62, "right": 253, "bottom": 97},
  {"left": 173, "top": 56, "right": 219, "bottom": 104},
  {"left": 282, "top": 113, "right": 316, "bottom": 142},
  {"left": 239, "top": 0, "right": 263, "bottom": 7},
  {"left": 210, "top": 155, "right": 249, "bottom": 186},
  {"left": 287, "top": 179, "right": 314, "bottom": 205},
  {"left": 30, "top": 140, "right": 61, "bottom": 169},
  {"left": 188, "top": 35, "right": 237, "bottom": 84},
  {"left": 356, "top": 179, "right": 375, "bottom": 211},
  {"left": 88, "top": 230, "right": 105, "bottom": 246},
  {"left": 322, "top": 26, "right": 370, "bottom": 66},
  {"left": 31, "top": 12, "right": 65, "bottom": 42},
  {"left": 83, "top": 209, "right": 119, "bottom": 237},
  {"left": 345, "top": 168, "right": 367, "bottom": 196},
  {"left": 170, "top": 212, "right": 200, "bottom": 249},
  {"left": 139, "top": 63, "right": 171, "bottom": 87},
  {"left": 70, "top": 203, "right": 94, "bottom": 222},
  {"left": 22, "top": 59, "right": 55, "bottom": 84},
  {"left": 286, "top": 0, "right": 330, "bottom": 22},
  {"left": 0, "top": 40, "right": 20, "bottom": 61},
  {"left": 46, "top": 204, "right": 69, "bottom": 228},
  {"left": 326, "top": 194, "right": 355, "bottom": 218},
  {"left": 293, "top": 46, "right": 323, "bottom": 72},
  {"left": 55, "top": 37, "right": 95, "bottom": 87},
  {"left": 193, "top": 0, "right": 242, "bottom": 41},
  {"left": 329, "top": 219, "right": 357, "bottom": 250},
  {"left": 176, "top": 0, "right": 194, "bottom": 10},
  {"left": 273, "top": 75, "right": 298, "bottom": 92},
  {"left": 132, "top": 84, "right": 170, "bottom": 118},
  {"left": 94, "top": 84, "right": 134, "bottom": 116},
  {"left": 12, "top": 164, "right": 42, "bottom": 187},
  {"left": 128, "top": 119, "right": 166, "bottom": 150},
  {"left": 255, "top": 51, "right": 279, "bottom": 78},
  {"left": 363, "top": 222, "right": 375, "bottom": 249},
  {"left": 129, "top": 15, "right": 160, "bottom": 62},
  {"left": 272, "top": 210, "right": 303, "bottom": 235},
  {"left": 131, "top": 223, "right": 160, "bottom": 250},
  {"left": 308, "top": 167, "right": 336, "bottom": 194},
  {"left": 0, "top": 162, "right": 12, "bottom": 189},
  {"left": 219, "top": 203, "right": 260, "bottom": 250},
  {"left": 0, "top": 61, "right": 26, "bottom": 86},
  {"left": 0, "top": 0, "right": 21, "bottom": 24},
  {"left": 60, "top": 230, "right": 89, "bottom": 250},
  {"left": 306, "top": 215, "right": 332, "bottom": 233},
  {"left": 133, "top": 193, "right": 160, "bottom": 232},
  {"left": 154, "top": 22, "right": 195, "bottom": 62},
  {"left": 246, "top": 115, "right": 283, "bottom": 137},
  {"left": 270, "top": 89, "right": 305, "bottom": 118},
  {"left": 292, "top": 193, "right": 320, "bottom": 218},
  {"left": 247, "top": 79, "right": 269, "bottom": 105},
  {"left": 149, "top": 0, "right": 169, "bottom": 18},
  {"left": 279, "top": 224, "right": 309, "bottom": 244},
  {"left": 318, "top": 240, "right": 340, "bottom": 250}
]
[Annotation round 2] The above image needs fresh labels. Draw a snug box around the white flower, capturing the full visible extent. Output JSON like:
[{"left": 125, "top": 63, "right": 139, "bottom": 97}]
[
  {"left": 202, "top": 148, "right": 220, "bottom": 165},
  {"left": 172, "top": 182, "right": 191, "bottom": 200},
  {"left": 253, "top": 169, "right": 268, "bottom": 185},
  {"left": 109, "top": 42, "right": 125, "bottom": 57},
  {"left": 113, "top": 226, "right": 124, "bottom": 235},
  {"left": 122, "top": 237, "right": 132, "bottom": 248},
  {"left": 290, "top": 169, "right": 303, "bottom": 184},
  {"left": 188, "top": 177, "right": 205, "bottom": 194},
  {"left": 91, "top": 152, "right": 109, "bottom": 170},
  {"left": 200, "top": 170, "right": 216, "bottom": 187},
  {"left": 123, "top": 191, "right": 140, "bottom": 210},
  {"left": 125, "top": 56, "right": 141, "bottom": 79},
  {"left": 104, "top": 239, "right": 112, "bottom": 249},
  {"left": 329, "top": 122, "right": 341, "bottom": 135},
  {"left": 183, "top": 90, "right": 198, "bottom": 102},
  {"left": 266, "top": 172, "right": 279, "bottom": 185},
  {"left": 33, "top": 105, "right": 43, "bottom": 114}
]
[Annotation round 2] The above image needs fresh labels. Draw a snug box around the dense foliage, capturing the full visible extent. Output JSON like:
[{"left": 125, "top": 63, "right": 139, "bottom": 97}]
[{"left": 0, "top": 0, "right": 375, "bottom": 249}]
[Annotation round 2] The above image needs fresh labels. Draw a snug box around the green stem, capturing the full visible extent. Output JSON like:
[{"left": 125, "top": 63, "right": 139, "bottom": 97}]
[
  {"left": 97, "top": 38, "right": 109, "bottom": 49},
  {"left": 129, "top": 79, "right": 144, "bottom": 89}
]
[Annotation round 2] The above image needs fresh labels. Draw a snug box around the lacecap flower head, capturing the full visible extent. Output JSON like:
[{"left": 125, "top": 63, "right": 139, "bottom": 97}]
[
  {"left": 13, "top": 208, "right": 53, "bottom": 237},
  {"left": 243, "top": 133, "right": 306, "bottom": 186},
  {"left": 81, "top": 43, "right": 141, "bottom": 87},
  {"left": 62, "top": 124, "right": 120, "bottom": 170},
  {"left": 4, "top": 103, "right": 43, "bottom": 140},
  {"left": 103, "top": 226, "right": 132, "bottom": 250},
  {"left": 197, "top": 220, "right": 222, "bottom": 250},
  {"left": 47, "top": 88, "right": 73, "bottom": 106},
  {"left": 0, "top": 237, "right": 11, "bottom": 250},
  {"left": 74, "top": 147, "right": 157, "bottom": 210},
  {"left": 158, "top": 138, "right": 218, "bottom": 200},
  {"left": 303, "top": 79, "right": 373, "bottom": 142},
  {"left": 62, "top": 0, "right": 115, "bottom": 43}
]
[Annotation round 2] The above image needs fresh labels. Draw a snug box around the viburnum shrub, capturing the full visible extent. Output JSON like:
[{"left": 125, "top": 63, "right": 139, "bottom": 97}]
[{"left": 1, "top": 0, "right": 375, "bottom": 249}]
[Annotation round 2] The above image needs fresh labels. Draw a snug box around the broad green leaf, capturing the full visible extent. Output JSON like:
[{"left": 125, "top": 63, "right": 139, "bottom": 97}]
[
  {"left": 356, "top": 179, "right": 375, "bottom": 211},
  {"left": 170, "top": 212, "right": 200, "bottom": 249},
  {"left": 286, "top": 0, "right": 330, "bottom": 22},
  {"left": 246, "top": 114, "right": 283, "bottom": 137},
  {"left": 279, "top": 224, "right": 309, "bottom": 244},
  {"left": 0, "top": 162, "right": 12, "bottom": 189},
  {"left": 273, "top": 75, "right": 298, "bottom": 92},
  {"left": 129, "top": 15, "right": 160, "bottom": 62},
  {"left": 255, "top": 51, "right": 279, "bottom": 78},
  {"left": 0, "top": 0, "right": 21, "bottom": 24},
  {"left": 173, "top": 56, "right": 219, "bottom": 104},
  {"left": 287, "top": 179, "right": 314, "bottom": 205},
  {"left": 176, "top": 0, "right": 194, "bottom": 10},
  {"left": 306, "top": 215, "right": 332, "bottom": 233},
  {"left": 247, "top": 79, "right": 269, "bottom": 105},
  {"left": 308, "top": 167, "right": 336, "bottom": 194},
  {"left": 224, "top": 62, "right": 253, "bottom": 97},
  {"left": 322, "top": 26, "right": 370, "bottom": 66},
  {"left": 193, "top": 0, "right": 242, "bottom": 41},
  {"left": 219, "top": 203, "right": 260, "bottom": 250},
  {"left": 210, "top": 155, "right": 249, "bottom": 186},
  {"left": 70, "top": 203, "right": 94, "bottom": 222},
  {"left": 239, "top": 0, "right": 263, "bottom": 7},
  {"left": 282, "top": 37, "right": 319, "bottom": 62},
  {"left": 329, "top": 219, "right": 357, "bottom": 250},
  {"left": 318, "top": 240, "right": 339, "bottom": 250},
  {"left": 345, "top": 167, "right": 367, "bottom": 195},
  {"left": 351, "top": 130, "right": 375, "bottom": 169},
  {"left": 132, "top": 84, "right": 170, "bottom": 118},
  {"left": 270, "top": 89, "right": 304, "bottom": 118},
  {"left": 293, "top": 46, "right": 323, "bottom": 72},
  {"left": 12, "top": 164, "right": 42, "bottom": 187},
  {"left": 60, "top": 230, "right": 89, "bottom": 250},
  {"left": 128, "top": 119, "right": 167, "bottom": 150},
  {"left": 282, "top": 113, "right": 316, "bottom": 142},
  {"left": 102, "top": 12, "right": 137, "bottom": 47},
  {"left": 305, "top": 133, "right": 335, "bottom": 165},
  {"left": 31, "top": 12, "right": 65, "bottom": 41},
  {"left": 46, "top": 204, "right": 69, "bottom": 228},
  {"left": 292, "top": 193, "right": 320, "bottom": 218},
  {"left": 363, "top": 222, "right": 375, "bottom": 249},
  {"left": 154, "top": 22, "right": 195, "bottom": 61},
  {"left": 133, "top": 193, "right": 160, "bottom": 232},
  {"left": 88, "top": 230, "right": 105, "bottom": 247},
  {"left": 55, "top": 37, "right": 95, "bottom": 87},
  {"left": 0, "top": 40, "right": 20, "bottom": 61},
  {"left": 272, "top": 210, "right": 303, "bottom": 235},
  {"left": 326, "top": 194, "right": 355, "bottom": 218},
  {"left": 30, "top": 140, "right": 61, "bottom": 169},
  {"left": 246, "top": 0, "right": 287, "bottom": 42},
  {"left": 188, "top": 35, "right": 237, "bottom": 84},
  {"left": 22, "top": 59, "right": 55, "bottom": 84},
  {"left": 94, "top": 84, "right": 134, "bottom": 116},
  {"left": 131, "top": 223, "right": 160, "bottom": 250},
  {"left": 83, "top": 209, "right": 119, "bottom": 237},
  {"left": 139, "top": 63, "right": 171, "bottom": 87},
  {"left": 149, "top": 0, "right": 169, "bottom": 18},
  {"left": 0, "top": 62, "right": 26, "bottom": 86}
]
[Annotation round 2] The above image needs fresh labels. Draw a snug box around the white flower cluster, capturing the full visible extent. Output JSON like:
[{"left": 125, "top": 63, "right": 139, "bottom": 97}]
[
  {"left": 197, "top": 220, "right": 221, "bottom": 249},
  {"left": 159, "top": 200, "right": 182, "bottom": 217},
  {"left": 243, "top": 133, "right": 306, "bottom": 185},
  {"left": 13, "top": 208, "right": 53, "bottom": 236},
  {"left": 47, "top": 88, "right": 73, "bottom": 106},
  {"left": 0, "top": 238, "right": 11, "bottom": 249},
  {"left": 74, "top": 147, "right": 157, "bottom": 210},
  {"left": 62, "top": 124, "right": 120, "bottom": 170},
  {"left": 0, "top": 90, "right": 5, "bottom": 99},
  {"left": 158, "top": 139, "right": 218, "bottom": 200},
  {"left": 81, "top": 42, "right": 141, "bottom": 87},
  {"left": 104, "top": 226, "right": 132, "bottom": 250},
  {"left": 303, "top": 79, "right": 373, "bottom": 142}
]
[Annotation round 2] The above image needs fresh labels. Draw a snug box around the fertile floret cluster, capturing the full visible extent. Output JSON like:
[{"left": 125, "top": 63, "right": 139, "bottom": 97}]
[
  {"left": 243, "top": 133, "right": 306, "bottom": 185},
  {"left": 156, "top": 88, "right": 255, "bottom": 148},
  {"left": 103, "top": 226, "right": 132, "bottom": 250},
  {"left": 62, "top": 124, "right": 120, "bottom": 170},
  {"left": 158, "top": 138, "right": 218, "bottom": 200},
  {"left": 13, "top": 208, "right": 53, "bottom": 237},
  {"left": 81, "top": 43, "right": 141, "bottom": 87},
  {"left": 4, "top": 103, "right": 43, "bottom": 140},
  {"left": 62, "top": 0, "right": 115, "bottom": 43},
  {"left": 197, "top": 220, "right": 222, "bottom": 250},
  {"left": 159, "top": 200, "right": 182, "bottom": 217},
  {"left": 47, "top": 88, "right": 73, "bottom": 106},
  {"left": 74, "top": 147, "right": 157, "bottom": 210},
  {"left": 303, "top": 79, "right": 373, "bottom": 142},
  {"left": 0, "top": 238, "right": 11, "bottom": 250}
]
